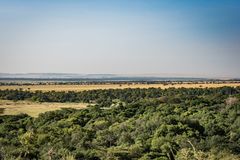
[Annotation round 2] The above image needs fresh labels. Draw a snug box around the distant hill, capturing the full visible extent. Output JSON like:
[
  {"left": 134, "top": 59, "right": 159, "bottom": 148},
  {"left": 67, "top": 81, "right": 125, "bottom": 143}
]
[
  {"left": 0, "top": 73, "right": 116, "bottom": 79},
  {"left": 0, "top": 73, "right": 212, "bottom": 82}
]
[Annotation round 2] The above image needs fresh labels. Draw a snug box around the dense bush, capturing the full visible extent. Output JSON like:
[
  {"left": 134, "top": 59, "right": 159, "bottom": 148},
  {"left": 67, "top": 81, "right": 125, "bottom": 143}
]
[
  {"left": 0, "top": 86, "right": 239, "bottom": 105},
  {"left": 0, "top": 87, "right": 240, "bottom": 159}
]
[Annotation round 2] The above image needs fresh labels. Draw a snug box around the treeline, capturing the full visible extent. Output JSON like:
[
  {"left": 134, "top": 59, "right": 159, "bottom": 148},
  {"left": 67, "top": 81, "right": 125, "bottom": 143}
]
[
  {"left": 1, "top": 80, "right": 239, "bottom": 86},
  {"left": 0, "top": 87, "right": 240, "bottom": 159},
  {"left": 1, "top": 81, "right": 168, "bottom": 86},
  {"left": 0, "top": 87, "right": 240, "bottom": 106}
]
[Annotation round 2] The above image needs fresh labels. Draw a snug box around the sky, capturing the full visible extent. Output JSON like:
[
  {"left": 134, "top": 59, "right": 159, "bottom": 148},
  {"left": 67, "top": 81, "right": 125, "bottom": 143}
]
[{"left": 0, "top": 0, "right": 240, "bottom": 78}]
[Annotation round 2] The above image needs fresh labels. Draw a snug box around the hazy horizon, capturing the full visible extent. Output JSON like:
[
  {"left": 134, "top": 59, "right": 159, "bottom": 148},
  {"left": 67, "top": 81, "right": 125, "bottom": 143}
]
[
  {"left": 0, "top": 72, "right": 239, "bottom": 79},
  {"left": 1, "top": 0, "right": 240, "bottom": 78}
]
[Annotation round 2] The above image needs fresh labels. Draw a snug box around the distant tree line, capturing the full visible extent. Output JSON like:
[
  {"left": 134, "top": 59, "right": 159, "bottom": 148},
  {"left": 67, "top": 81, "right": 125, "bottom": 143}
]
[
  {"left": 0, "top": 80, "right": 239, "bottom": 86},
  {"left": 0, "top": 87, "right": 239, "bottom": 106}
]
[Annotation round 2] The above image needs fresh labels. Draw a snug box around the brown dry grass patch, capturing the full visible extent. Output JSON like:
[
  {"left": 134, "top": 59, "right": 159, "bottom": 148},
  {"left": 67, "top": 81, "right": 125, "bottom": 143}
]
[
  {"left": 0, "top": 100, "right": 88, "bottom": 117},
  {"left": 0, "top": 83, "right": 239, "bottom": 92}
]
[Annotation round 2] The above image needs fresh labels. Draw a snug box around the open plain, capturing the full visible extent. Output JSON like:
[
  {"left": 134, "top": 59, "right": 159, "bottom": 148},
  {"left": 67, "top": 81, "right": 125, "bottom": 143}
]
[
  {"left": 0, "top": 82, "right": 240, "bottom": 92},
  {"left": 0, "top": 100, "right": 88, "bottom": 117}
]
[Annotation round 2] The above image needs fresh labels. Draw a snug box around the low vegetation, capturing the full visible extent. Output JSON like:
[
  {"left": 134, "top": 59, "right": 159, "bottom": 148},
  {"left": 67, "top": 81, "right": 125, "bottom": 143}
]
[
  {"left": 0, "top": 87, "right": 240, "bottom": 159},
  {"left": 0, "top": 82, "right": 240, "bottom": 92},
  {"left": 0, "top": 100, "right": 88, "bottom": 117}
]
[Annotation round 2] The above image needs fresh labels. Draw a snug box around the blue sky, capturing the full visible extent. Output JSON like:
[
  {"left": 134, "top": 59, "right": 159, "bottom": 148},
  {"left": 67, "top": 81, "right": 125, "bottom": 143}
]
[{"left": 0, "top": 0, "right": 240, "bottom": 78}]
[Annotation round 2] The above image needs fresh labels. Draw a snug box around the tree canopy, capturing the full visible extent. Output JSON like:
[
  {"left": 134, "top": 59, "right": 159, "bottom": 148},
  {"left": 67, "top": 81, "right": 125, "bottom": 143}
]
[{"left": 0, "top": 87, "right": 240, "bottom": 159}]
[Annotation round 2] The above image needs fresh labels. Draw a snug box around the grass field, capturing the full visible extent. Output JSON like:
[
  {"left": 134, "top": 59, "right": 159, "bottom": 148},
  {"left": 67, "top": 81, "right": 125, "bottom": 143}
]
[
  {"left": 0, "top": 100, "right": 88, "bottom": 117},
  {"left": 0, "top": 82, "right": 240, "bottom": 92}
]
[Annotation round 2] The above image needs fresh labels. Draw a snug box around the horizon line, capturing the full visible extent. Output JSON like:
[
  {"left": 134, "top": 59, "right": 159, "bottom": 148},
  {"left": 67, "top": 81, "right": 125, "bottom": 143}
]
[{"left": 0, "top": 72, "right": 239, "bottom": 80}]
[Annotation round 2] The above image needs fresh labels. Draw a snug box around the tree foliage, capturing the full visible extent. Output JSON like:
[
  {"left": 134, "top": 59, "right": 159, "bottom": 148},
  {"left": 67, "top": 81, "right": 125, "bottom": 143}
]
[{"left": 0, "top": 87, "right": 240, "bottom": 159}]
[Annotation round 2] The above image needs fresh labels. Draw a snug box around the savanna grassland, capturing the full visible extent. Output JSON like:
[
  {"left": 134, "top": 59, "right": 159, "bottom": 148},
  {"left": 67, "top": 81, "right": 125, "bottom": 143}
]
[
  {"left": 0, "top": 82, "right": 240, "bottom": 92},
  {"left": 1, "top": 81, "right": 239, "bottom": 117},
  {"left": 0, "top": 100, "right": 88, "bottom": 117}
]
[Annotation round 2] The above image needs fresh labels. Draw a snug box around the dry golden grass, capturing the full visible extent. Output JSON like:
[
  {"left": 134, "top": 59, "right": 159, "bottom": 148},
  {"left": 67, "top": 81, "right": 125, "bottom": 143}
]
[
  {"left": 0, "top": 83, "right": 239, "bottom": 92},
  {"left": 0, "top": 100, "right": 88, "bottom": 117}
]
